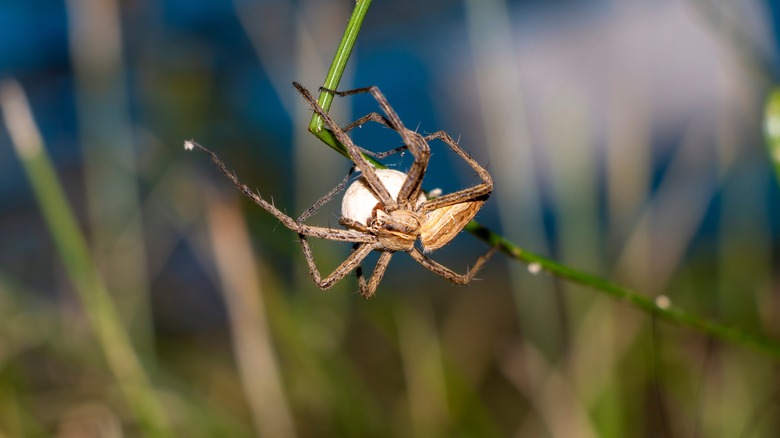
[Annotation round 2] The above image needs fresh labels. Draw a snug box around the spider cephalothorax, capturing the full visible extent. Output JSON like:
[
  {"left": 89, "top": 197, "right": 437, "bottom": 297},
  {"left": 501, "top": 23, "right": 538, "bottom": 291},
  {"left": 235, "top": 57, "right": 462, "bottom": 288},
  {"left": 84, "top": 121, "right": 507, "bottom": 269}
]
[{"left": 187, "top": 81, "right": 496, "bottom": 297}]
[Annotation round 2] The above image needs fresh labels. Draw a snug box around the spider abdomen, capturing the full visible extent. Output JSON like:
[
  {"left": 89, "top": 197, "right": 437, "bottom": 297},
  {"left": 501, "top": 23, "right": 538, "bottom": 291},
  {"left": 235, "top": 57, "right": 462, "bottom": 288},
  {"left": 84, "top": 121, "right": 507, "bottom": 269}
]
[{"left": 420, "top": 200, "right": 485, "bottom": 252}]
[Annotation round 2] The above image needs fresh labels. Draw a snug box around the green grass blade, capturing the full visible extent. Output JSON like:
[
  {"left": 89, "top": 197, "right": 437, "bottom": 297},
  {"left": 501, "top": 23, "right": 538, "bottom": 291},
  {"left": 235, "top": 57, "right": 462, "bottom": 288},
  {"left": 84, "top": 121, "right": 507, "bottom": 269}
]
[
  {"left": 303, "top": 0, "right": 384, "bottom": 169},
  {"left": 1, "top": 80, "right": 171, "bottom": 437},
  {"left": 307, "top": 0, "right": 372, "bottom": 136},
  {"left": 763, "top": 87, "right": 780, "bottom": 185}
]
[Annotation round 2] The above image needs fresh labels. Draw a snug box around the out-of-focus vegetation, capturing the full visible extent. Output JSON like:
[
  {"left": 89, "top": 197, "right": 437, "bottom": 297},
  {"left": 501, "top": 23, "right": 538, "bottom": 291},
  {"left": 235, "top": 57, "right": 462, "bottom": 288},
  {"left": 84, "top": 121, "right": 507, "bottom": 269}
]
[{"left": 1, "top": 0, "right": 779, "bottom": 436}]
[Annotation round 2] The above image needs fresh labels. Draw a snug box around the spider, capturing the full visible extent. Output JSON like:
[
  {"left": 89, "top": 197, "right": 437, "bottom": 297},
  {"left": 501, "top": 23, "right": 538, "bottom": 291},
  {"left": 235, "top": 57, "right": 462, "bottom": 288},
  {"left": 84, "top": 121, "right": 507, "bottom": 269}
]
[{"left": 186, "top": 81, "right": 497, "bottom": 297}]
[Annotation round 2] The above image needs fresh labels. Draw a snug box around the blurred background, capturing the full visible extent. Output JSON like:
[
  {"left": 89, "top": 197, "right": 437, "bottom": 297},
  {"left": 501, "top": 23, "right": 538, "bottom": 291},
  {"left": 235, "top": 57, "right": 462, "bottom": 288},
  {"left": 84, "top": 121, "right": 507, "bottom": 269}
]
[{"left": 1, "top": 0, "right": 780, "bottom": 436}]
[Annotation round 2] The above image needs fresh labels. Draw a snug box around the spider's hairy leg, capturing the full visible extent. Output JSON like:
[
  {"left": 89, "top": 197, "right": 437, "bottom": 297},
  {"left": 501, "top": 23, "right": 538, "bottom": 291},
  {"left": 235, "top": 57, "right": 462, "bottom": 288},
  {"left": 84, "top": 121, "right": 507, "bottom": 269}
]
[
  {"left": 340, "top": 113, "right": 410, "bottom": 161},
  {"left": 359, "top": 144, "right": 409, "bottom": 160},
  {"left": 296, "top": 151, "right": 408, "bottom": 225},
  {"left": 341, "top": 111, "right": 393, "bottom": 133},
  {"left": 186, "top": 140, "right": 372, "bottom": 243},
  {"left": 320, "top": 84, "right": 429, "bottom": 203},
  {"left": 298, "top": 165, "right": 356, "bottom": 223},
  {"left": 420, "top": 131, "right": 493, "bottom": 212},
  {"left": 408, "top": 247, "right": 498, "bottom": 285},
  {"left": 339, "top": 218, "right": 371, "bottom": 232},
  {"left": 396, "top": 128, "right": 430, "bottom": 204},
  {"left": 299, "top": 238, "right": 378, "bottom": 290},
  {"left": 292, "top": 82, "right": 397, "bottom": 211},
  {"left": 318, "top": 97, "right": 410, "bottom": 160},
  {"left": 318, "top": 85, "right": 406, "bottom": 133},
  {"left": 356, "top": 251, "right": 393, "bottom": 298}
]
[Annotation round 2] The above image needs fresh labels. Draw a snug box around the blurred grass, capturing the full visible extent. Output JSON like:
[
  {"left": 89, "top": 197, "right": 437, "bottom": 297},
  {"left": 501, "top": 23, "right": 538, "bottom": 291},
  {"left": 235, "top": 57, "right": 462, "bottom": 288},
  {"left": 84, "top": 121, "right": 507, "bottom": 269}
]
[
  {"left": 66, "top": 0, "right": 154, "bottom": 354},
  {"left": 764, "top": 88, "right": 780, "bottom": 184},
  {"left": 1, "top": 0, "right": 779, "bottom": 437},
  {"left": 1, "top": 80, "right": 170, "bottom": 437}
]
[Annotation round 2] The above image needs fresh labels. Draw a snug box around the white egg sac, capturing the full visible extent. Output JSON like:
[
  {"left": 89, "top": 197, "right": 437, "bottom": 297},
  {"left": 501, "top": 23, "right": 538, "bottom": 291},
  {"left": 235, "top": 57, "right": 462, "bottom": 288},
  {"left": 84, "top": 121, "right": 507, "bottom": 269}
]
[{"left": 341, "top": 169, "right": 426, "bottom": 225}]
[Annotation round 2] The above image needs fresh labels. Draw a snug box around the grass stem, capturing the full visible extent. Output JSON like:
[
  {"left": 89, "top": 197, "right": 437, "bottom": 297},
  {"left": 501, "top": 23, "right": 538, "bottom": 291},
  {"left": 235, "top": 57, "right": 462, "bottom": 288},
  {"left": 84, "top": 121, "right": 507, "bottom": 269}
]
[
  {"left": 1, "top": 80, "right": 171, "bottom": 437},
  {"left": 303, "top": 0, "right": 780, "bottom": 360},
  {"left": 304, "top": 0, "right": 382, "bottom": 167},
  {"left": 465, "top": 221, "right": 780, "bottom": 359}
]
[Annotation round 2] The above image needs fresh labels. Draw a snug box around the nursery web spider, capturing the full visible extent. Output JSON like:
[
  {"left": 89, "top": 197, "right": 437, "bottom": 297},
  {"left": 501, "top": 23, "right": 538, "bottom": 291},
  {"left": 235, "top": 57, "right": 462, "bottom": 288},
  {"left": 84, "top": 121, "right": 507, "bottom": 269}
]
[{"left": 186, "top": 82, "right": 496, "bottom": 297}]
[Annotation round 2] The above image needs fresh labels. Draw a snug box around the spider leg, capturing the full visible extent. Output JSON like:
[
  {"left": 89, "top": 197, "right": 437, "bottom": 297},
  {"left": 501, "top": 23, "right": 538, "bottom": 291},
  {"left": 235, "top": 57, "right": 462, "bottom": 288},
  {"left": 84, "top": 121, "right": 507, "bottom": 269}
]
[
  {"left": 298, "top": 165, "right": 356, "bottom": 222},
  {"left": 318, "top": 86, "right": 406, "bottom": 132},
  {"left": 299, "top": 238, "right": 379, "bottom": 289},
  {"left": 420, "top": 131, "right": 493, "bottom": 212},
  {"left": 408, "top": 247, "right": 498, "bottom": 285},
  {"left": 359, "top": 144, "right": 408, "bottom": 160},
  {"left": 341, "top": 112, "right": 410, "bottom": 160},
  {"left": 339, "top": 218, "right": 371, "bottom": 233},
  {"left": 396, "top": 128, "right": 430, "bottom": 205},
  {"left": 356, "top": 250, "right": 393, "bottom": 298},
  {"left": 293, "top": 82, "right": 397, "bottom": 210},
  {"left": 320, "top": 84, "right": 430, "bottom": 204},
  {"left": 342, "top": 112, "right": 393, "bottom": 133},
  {"left": 296, "top": 142, "right": 407, "bottom": 225},
  {"left": 188, "top": 141, "right": 373, "bottom": 243}
]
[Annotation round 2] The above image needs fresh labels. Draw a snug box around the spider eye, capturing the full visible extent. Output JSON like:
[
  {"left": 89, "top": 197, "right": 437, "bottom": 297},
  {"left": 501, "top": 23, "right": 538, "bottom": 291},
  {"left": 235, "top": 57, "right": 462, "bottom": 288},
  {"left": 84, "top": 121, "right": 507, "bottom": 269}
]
[{"left": 385, "top": 223, "right": 401, "bottom": 232}]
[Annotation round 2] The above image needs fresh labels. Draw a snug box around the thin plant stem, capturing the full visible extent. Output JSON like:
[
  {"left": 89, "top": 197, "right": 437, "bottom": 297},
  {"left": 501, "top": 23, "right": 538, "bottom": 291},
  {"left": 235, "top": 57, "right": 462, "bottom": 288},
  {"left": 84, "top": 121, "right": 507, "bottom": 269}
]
[
  {"left": 305, "top": 0, "right": 381, "bottom": 167},
  {"left": 303, "top": 0, "right": 780, "bottom": 360},
  {"left": 465, "top": 220, "right": 780, "bottom": 359},
  {"left": 0, "top": 80, "right": 171, "bottom": 437}
]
